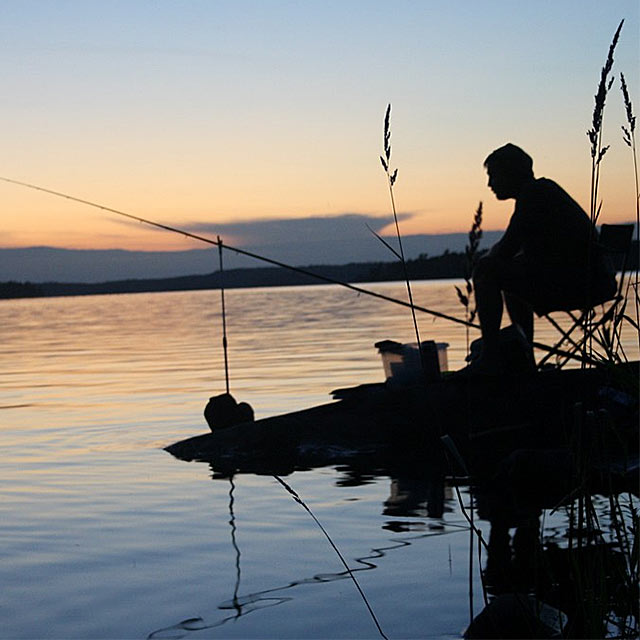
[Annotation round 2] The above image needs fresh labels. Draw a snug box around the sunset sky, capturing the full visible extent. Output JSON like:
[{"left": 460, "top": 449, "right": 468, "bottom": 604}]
[{"left": 1, "top": 1, "right": 638, "bottom": 253}]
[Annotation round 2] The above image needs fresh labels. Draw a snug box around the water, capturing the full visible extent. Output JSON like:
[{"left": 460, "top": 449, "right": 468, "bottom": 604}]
[{"left": 1, "top": 281, "right": 637, "bottom": 639}]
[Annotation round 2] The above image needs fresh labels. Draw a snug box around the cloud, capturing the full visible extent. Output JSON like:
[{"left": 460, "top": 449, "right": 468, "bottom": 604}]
[
  {"left": 173, "top": 213, "right": 423, "bottom": 266},
  {"left": 183, "top": 212, "right": 412, "bottom": 248},
  {"left": 170, "top": 211, "right": 495, "bottom": 269}
]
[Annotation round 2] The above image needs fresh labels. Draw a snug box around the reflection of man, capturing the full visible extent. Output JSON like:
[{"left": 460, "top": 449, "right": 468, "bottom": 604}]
[{"left": 468, "top": 143, "right": 616, "bottom": 374}]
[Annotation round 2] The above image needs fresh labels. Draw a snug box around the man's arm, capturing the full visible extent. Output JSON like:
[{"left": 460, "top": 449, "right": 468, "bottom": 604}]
[{"left": 488, "top": 212, "right": 523, "bottom": 258}]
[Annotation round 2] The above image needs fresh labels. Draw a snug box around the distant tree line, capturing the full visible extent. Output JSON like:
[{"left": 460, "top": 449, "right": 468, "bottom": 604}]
[
  {"left": 0, "top": 243, "right": 637, "bottom": 300},
  {"left": 0, "top": 281, "right": 44, "bottom": 299},
  {"left": 367, "top": 249, "right": 488, "bottom": 281}
]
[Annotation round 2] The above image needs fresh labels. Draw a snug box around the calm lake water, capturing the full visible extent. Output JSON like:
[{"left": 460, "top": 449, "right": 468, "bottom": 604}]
[{"left": 2, "top": 280, "right": 638, "bottom": 639}]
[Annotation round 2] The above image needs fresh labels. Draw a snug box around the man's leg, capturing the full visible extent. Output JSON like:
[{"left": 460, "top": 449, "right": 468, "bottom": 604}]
[
  {"left": 472, "top": 256, "right": 504, "bottom": 366},
  {"left": 504, "top": 293, "right": 534, "bottom": 344}
]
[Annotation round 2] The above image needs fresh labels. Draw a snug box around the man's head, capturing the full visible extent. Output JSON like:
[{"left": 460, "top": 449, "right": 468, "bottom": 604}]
[{"left": 484, "top": 143, "right": 534, "bottom": 200}]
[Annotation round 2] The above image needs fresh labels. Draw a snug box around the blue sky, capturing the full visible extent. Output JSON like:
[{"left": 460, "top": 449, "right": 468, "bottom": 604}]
[{"left": 1, "top": 1, "right": 638, "bottom": 254}]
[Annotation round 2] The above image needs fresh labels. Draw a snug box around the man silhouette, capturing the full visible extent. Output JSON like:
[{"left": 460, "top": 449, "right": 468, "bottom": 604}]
[{"left": 468, "top": 143, "right": 616, "bottom": 374}]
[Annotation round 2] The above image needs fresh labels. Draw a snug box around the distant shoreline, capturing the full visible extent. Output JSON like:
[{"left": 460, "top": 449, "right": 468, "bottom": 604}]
[
  {"left": 2, "top": 245, "right": 637, "bottom": 300},
  {"left": 1, "top": 251, "right": 474, "bottom": 299}
]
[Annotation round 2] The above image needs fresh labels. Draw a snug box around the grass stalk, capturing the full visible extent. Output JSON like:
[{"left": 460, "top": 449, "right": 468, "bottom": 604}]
[
  {"left": 455, "top": 202, "right": 483, "bottom": 354},
  {"left": 587, "top": 20, "right": 623, "bottom": 223},
  {"left": 380, "top": 104, "right": 422, "bottom": 353},
  {"left": 620, "top": 71, "right": 640, "bottom": 352},
  {"left": 585, "top": 19, "right": 624, "bottom": 364}
]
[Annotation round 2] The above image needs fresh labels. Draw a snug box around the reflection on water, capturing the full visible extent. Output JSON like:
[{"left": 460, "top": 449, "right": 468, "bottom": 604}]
[
  {"left": 384, "top": 473, "right": 447, "bottom": 520},
  {"left": 1, "top": 282, "right": 637, "bottom": 639},
  {"left": 148, "top": 464, "right": 465, "bottom": 640},
  {"left": 147, "top": 477, "right": 293, "bottom": 639}
]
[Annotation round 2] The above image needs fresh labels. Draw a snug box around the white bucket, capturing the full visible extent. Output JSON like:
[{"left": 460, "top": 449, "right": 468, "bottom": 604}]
[{"left": 376, "top": 340, "right": 449, "bottom": 386}]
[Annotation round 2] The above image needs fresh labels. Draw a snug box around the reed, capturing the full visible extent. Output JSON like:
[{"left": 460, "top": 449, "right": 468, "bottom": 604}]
[
  {"left": 582, "top": 19, "right": 625, "bottom": 366},
  {"left": 379, "top": 104, "right": 422, "bottom": 352},
  {"left": 455, "top": 201, "right": 483, "bottom": 354},
  {"left": 587, "top": 19, "right": 624, "bottom": 225},
  {"left": 567, "top": 411, "right": 638, "bottom": 637},
  {"left": 558, "top": 21, "right": 639, "bottom": 637},
  {"left": 582, "top": 41, "right": 639, "bottom": 365},
  {"left": 620, "top": 72, "right": 640, "bottom": 353}
]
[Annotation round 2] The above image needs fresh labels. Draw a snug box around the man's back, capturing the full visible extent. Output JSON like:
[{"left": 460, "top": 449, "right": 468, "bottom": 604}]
[{"left": 512, "top": 177, "right": 595, "bottom": 270}]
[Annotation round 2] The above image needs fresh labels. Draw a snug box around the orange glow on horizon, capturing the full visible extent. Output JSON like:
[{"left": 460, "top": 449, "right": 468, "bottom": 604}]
[{"left": 2, "top": 95, "right": 637, "bottom": 252}]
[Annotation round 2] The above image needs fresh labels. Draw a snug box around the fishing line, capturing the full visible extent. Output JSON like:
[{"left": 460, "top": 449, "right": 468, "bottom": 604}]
[
  {"left": 273, "top": 475, "right": 389, "bottom": 640},
  {"left": 0, "top": 175, "right": 474, "bottom": 328},
  {"left": 217, "top": 236, "right": 231, "bottom": 395}
]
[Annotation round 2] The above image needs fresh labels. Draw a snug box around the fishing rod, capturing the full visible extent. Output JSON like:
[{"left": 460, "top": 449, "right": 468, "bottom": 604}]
[{"left": 0, "top": 175, "right": 476, "bottom": 329}]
